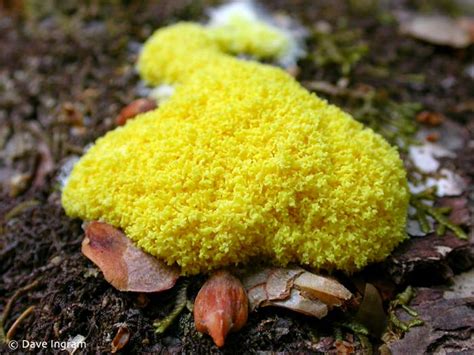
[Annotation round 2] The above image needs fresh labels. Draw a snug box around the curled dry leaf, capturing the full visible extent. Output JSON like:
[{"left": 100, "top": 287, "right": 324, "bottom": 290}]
[
  {"left": 82, "top": 221, "right": 180, "bottom": 292},
  {"left": 242, "top": 267, "right": 352, "bottom": 318},
  {"left": 111, "top": 325, "right": 130, "bottom": 353},
  {"left": 194, "top": 270, "right": 248, "bottom": 348},
  {"left": 116, "top": 98, "right": 157, "bottom": 126}
]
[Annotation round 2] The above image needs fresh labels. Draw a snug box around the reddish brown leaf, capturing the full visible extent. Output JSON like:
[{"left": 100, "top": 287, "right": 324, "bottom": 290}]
[
  {"left": 416, "top": 111, "right": 444, "bottom": 126},
  {"left": 116, "top": 98, "right": 157, "bottom": 126},
  {"left": 82, "top": 221, "right": 179, "bottom": 292}
]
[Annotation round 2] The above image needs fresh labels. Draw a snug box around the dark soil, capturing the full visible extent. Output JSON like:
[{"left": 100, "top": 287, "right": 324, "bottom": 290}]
[{"left": 1, "top": 0, "right": 473, "bottom": 354}]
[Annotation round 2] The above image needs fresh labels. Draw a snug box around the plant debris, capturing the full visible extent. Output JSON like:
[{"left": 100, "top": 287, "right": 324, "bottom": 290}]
[
  {"left": 82, "top": 221, "right": 180, "bottom": 292},
  {"left": 115, "top": 98, "right": 157, "bottom": 126},
  {"left": 242, "top": 267, "right": 352, "bottom": 317},
  {"left": 110, "top": 323, "right": 130, "bottom": 353},
  {"left": 398, "top": 13, "right": 472, "bottom": 48}
]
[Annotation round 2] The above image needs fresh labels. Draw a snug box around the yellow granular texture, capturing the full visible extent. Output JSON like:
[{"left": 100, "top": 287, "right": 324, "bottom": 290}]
[{"left": 62, "top": 23, "right": 409, "bottom": 275}]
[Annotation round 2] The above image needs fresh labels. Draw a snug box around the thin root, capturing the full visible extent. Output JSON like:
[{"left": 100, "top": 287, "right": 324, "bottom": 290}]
[
  {"left": 6, "top": 306, "right": 36, "bottom": 342},
  {"left": 1, "top": 280, "right": 40, "bottom": 343}
]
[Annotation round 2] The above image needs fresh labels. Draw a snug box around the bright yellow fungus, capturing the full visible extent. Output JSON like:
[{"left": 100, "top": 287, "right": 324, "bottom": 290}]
[{"left": 62, "top": 20, "right": 409, "bottom": 275}]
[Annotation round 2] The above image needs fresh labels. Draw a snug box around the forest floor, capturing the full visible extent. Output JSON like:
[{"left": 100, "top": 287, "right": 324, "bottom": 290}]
[{"left": 0, "top": 0, "right": 473, "bottom": 353}]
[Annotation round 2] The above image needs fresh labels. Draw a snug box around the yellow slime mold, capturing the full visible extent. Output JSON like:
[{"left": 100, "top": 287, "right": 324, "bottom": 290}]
[{"left": 62, "top": 21, "right": 409, "bottom": 275}]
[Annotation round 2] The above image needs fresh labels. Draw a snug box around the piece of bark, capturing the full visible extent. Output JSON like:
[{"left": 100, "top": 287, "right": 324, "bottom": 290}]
[
  {"left": 438, "top": 196, "right": 471, "bottom": 227},
  {"left": 388, "top": 287, "right": 474, "bottom": 354},
  {"left": 82, "top": 221, "right": 180, "bottom": 292},
  {"left": 385, "top": 229, "right": 473, "bottom": 286}
]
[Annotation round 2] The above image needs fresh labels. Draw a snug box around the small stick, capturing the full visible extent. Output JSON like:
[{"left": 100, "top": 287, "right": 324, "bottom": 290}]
[
  {"left": 6, "top": 305, "right": 35, "bottom": 341},
  {"left": 1, "top": 279, "right": 40, "bottom": 343},
  {"left": 1, "top": 280, "right": 40, "bottom": 325}
]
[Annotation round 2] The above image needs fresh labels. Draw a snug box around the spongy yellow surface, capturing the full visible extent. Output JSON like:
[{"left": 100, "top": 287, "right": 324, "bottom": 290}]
[{"left": 62, "top": 23, "right": 409, "bottom": 275}]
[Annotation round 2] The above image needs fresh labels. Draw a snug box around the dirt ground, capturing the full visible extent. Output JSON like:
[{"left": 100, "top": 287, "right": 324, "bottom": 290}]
[{"left": 0, "top": 0, "right": 473, "bottom": 354}]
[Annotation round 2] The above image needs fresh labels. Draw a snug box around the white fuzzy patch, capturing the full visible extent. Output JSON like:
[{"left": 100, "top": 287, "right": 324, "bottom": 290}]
[
  {"left": 58, "top": 156, "right": 80, "bottom": 190},
  {"left": 207, "top": 0, "right": 306, "bottom": 67},
  {"left": 208, "top": 1, "right": 261, "bottom": 26},
  {"left": 149, "top": 84, "right": 175, "bottom": 104}
]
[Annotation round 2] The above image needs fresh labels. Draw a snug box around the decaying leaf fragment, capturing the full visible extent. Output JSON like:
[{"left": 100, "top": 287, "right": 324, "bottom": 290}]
[
  {"left": 111, "top": 324, "right": 130, "bottom": 353},
  {"left": 242, "top": 267, "right": 352, "bottom": 318},
  {"left": 82, "top": 221, "right": 180, "bottom": 292},
  {"left": 355, "top": 283, "right": 387, "bottom": 337}
]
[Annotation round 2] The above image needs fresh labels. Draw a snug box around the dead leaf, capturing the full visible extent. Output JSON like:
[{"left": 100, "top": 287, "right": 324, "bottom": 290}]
[
  {"left": 116, "top": 98, "right": 157, "bottom": 126},
  {"left": 416, "top": 111, "right": 444, "bottom": 126},
  {"left": 355, "top": 283, "right": 387, "bottom": 338},
  {"left": 82, "top": 221, "right": 180, "bottom": 292},
  {"left": 399, "top": 14, "right": 471, "bottom": 48},
  {"left": 111, "top": 325, "right": 130, "bottom": 353},
  {"left": 242, "top": 267, "right": 352, "bottom": 318}
]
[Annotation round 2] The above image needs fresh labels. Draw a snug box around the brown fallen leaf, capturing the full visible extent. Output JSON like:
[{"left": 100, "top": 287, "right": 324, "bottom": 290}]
[
  {"left": 416, "top": 111, "right": 444, "bottom": 126},
  {"left": 194, "top": 270, "right": 248, "bottom": 348},
  {"left": 82, "top": 221, "right": 180, "bottom": 292},
  {"left": 111, "top": 324, "right": 130, "bottom": 353},
  {"left": 241, "top": 267, "right": 352, "bottom": 318},
  {"left": 399, "top": 14, "right": 471, "bottom": 48},
  {"left": 116, "top": 98, "right": 157, "bottom": 126},
  {"left": 355, "top": 283, "right": 387, "bottom": 337}
]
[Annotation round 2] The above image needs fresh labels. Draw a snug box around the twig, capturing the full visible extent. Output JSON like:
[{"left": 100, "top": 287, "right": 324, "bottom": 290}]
[
  {"left": 1, "top": 279, "right": 40, "bottom": 343},
  {"left": 3, "top": 200, "right": 39, "bottom": 222},
  {"left": 6, "top": 306, "right": 35, "bottom": 341}
]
